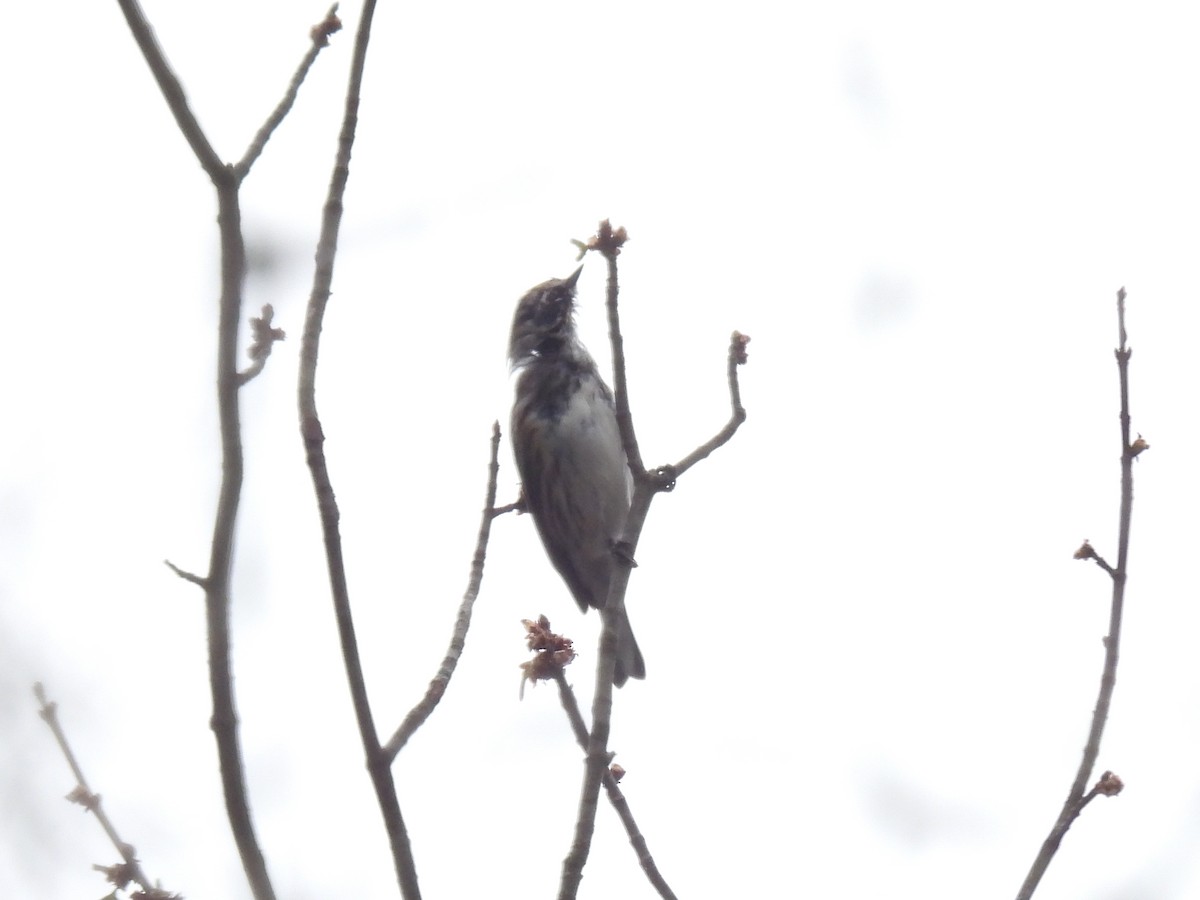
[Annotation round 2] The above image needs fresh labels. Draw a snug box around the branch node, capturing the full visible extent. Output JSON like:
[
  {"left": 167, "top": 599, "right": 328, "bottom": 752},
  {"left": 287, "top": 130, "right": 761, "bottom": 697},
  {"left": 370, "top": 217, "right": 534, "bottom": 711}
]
[
  {"left": 490, "top": 498, "right": 524, "bottom": 518},
  {"left": 648, "top": 465, "right": 677, "bottom": 493},
  {"left": 66, "top": 784, "right": 101, "bottom": 811}
]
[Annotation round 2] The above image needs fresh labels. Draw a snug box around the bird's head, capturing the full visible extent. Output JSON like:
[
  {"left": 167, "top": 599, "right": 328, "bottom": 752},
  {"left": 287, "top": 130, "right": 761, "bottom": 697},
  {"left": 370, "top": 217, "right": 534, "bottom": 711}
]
[{"left": 508, "top": 265, "right": 583, "bottom": 368}]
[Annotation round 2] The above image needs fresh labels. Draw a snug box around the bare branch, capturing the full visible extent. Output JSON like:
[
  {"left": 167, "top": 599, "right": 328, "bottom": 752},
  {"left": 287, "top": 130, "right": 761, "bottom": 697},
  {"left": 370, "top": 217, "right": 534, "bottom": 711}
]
[
  {"left": 1016, "top": 287, "right": 1141, "bottom": 899},
  {"left": 34, "top": 684, "right": 173, "bottom": 897},
  {"left": 235, "top": 6, "right": 343, "bottom": 178},
  {"left": 592, "top": 221, "right": 644, "bottom": 477},
  {"left": 670, "top": 331, "right": 750, "bottom": 477},
  {"left": 196, "top": 163, "right": 279, "bottom": 900},
  {"left": 383, "top": 423, "right": 504, "bottom": 761},
  {"left": 294, "top": 2, "right": 421, "bottom": 896},
  {"left": 113, "top": 0, "right": 224, "bottom": 180}
]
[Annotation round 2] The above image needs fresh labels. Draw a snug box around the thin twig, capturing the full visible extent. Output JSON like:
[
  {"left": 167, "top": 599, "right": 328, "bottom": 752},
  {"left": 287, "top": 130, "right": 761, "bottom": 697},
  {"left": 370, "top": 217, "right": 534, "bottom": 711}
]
[
  {"left": 552, "top": 674, "right": 679, "bottom": 900},
  {"left": 595, "top": 221, "right": 645, "bottom": 477},
  {"left": 34, "top": 683, "right": 165, "bottom": 896},
  {"left": 670, "top": 331, "right": 750, "bottom": 478},
  {"left": 295, "top": 2, "right": 421, "bottom": 897},
  {"left": 235, "top": 5, "right": 342, "bottom": 178},
  {"left": 1015, "top": 288, "right": 1137, "bottom": 899},
  {"left": 383, "top": 422, "right": 504, "bottom": 761},
  {"left": 113, "top": 0, "right": 224, "bottom": 180},
  {"left": 164, "top": 559, "right": 208, "bottom": 589}
]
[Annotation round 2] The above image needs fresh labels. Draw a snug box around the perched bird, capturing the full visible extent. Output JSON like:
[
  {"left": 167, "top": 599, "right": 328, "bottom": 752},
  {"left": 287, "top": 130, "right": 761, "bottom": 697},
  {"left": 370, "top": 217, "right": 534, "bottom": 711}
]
[{"left": 509, "top": 266, "right": 645, "bottom": 686}]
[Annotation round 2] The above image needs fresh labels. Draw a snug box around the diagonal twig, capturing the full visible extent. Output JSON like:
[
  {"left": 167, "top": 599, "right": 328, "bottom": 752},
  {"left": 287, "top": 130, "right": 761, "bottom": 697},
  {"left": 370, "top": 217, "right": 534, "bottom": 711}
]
[
  {"left": 34, "top": 683, "right": 174, "bottom": 897},
  {"left": 1015, "top": 287, "right": 1139, "bottom": 899},
  {"left": 235, "top": 5, "right": 342, "bottom": 178},
  {"left": 383, "top": 423, "right": 505, "bottom": 761},
  {"left": 113, "top": 0, "right": 224, "bottom": 180}
]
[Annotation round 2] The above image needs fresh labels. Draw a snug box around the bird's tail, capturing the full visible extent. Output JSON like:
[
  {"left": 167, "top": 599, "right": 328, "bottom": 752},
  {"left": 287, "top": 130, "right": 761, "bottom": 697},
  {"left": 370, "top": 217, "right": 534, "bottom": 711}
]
[{"left": 613, "top": 609, "right": 646, "bottom": 687}]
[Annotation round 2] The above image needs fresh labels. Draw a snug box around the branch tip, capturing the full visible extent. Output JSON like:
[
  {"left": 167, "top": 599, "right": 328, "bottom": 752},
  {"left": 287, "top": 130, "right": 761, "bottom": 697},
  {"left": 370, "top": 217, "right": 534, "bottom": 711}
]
[
  {"left": 311, "top": 6, "right": 343, "bottom": 46},
  {"left": 248, "top": 304, "right": 287, "bottom": 361},
  {"left": 520, "top": 616, "right": 576, "bottom": 697},
  {"left": 1093, "top": 770, "right": 1124, "bottom": 797},
  {"left": 731, "top": 330, "right": 751, "bottom": 364},
  {"left": 575, "top": 219, "right": 629, "bottom": 260}
]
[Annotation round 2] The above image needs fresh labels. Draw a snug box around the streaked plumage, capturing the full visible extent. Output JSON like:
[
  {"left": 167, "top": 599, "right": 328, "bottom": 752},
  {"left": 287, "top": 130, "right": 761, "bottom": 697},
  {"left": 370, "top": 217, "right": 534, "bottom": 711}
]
[{"left": 509, "top": 266, "right": 645, "bottom": 686}]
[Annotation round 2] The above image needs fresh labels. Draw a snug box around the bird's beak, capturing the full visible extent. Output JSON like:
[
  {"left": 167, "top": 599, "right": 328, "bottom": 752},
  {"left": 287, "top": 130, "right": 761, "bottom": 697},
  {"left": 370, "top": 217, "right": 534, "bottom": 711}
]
[{"left": 564, "top": 265, "right": 583, "bottom": 290}]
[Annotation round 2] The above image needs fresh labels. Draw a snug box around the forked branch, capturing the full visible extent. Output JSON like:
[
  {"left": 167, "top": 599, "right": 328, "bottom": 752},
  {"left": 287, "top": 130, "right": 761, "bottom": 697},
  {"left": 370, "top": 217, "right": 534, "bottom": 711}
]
[{"left": 114, "top": 5, "right": 341, "bottom": 898}]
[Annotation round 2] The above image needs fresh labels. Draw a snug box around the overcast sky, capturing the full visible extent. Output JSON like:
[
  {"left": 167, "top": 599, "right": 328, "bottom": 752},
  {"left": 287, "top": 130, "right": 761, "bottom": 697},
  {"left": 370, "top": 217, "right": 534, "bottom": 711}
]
[{"left": 5, "top": 2, "right": 1200, "bottom": 898}]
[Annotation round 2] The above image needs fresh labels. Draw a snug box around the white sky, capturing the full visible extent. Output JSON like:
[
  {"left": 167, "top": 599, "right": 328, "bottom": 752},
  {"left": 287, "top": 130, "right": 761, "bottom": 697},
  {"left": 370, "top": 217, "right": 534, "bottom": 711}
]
[{"left": 5, "top": 1, "right": 1200, "bottom": 898}]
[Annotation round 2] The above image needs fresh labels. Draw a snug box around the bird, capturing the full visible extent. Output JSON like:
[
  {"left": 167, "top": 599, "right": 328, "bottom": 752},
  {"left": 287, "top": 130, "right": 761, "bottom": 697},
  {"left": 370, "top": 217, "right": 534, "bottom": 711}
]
[{"left": 508, "top": 265, "right": 645, "bottom": 686}]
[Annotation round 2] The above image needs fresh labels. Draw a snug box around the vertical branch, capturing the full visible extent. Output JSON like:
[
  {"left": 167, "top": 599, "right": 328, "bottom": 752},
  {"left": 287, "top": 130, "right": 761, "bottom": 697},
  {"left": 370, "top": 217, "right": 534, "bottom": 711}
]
[
  {"left": 296, "top": 2, "right": 421, "bottom": 898},
  {"left": 600, "top": 232, "right": 646, "bottom": 478},
  {"left": 116, "top": 1, "right": 273, "bottom": 893},
  {"left": 205, "top": 176, "right": 278, "bottom": 900},
  {"left": 1015, "top": 287, "right": 1138, "bottom": 899}
]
